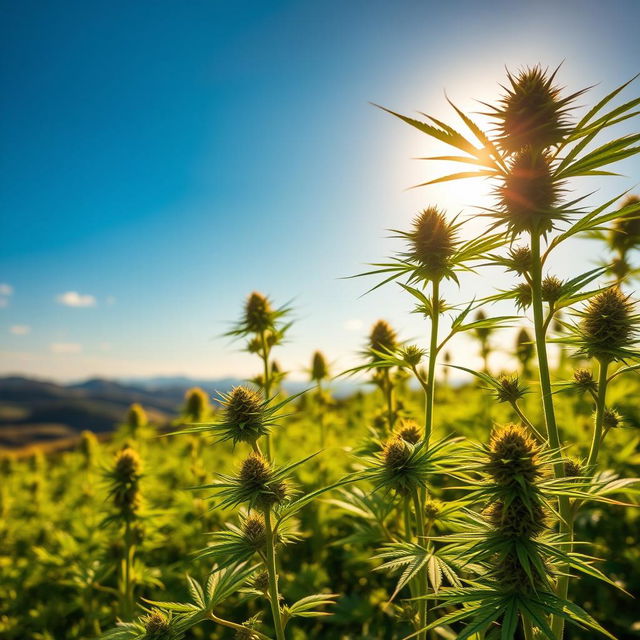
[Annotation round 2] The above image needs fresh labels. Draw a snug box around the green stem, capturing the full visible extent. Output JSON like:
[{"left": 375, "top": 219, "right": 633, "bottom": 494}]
[
  {"left": 412, "top": 488, "right": 428, "bottom": 640},
  {"left": 383, "top": 369, "right": 395, "bottom": 432},
  {"left": 587, "top": 359, "right": 609, "bottom": 469},
  {"left": 263, "top": 508, "right": 286, "bottom": 640},
  {"left": 424, "top": 278, "right": 440, "bottom": 447},
  {"left": 403, "top": 497, "right": 413, "bottom": 541},
  {"left": 260, "top": 331, "right": 273, "bottom": 460},
  {"left": 530, "top": 233, "right": 570, "bottom": 639},
  {"left": 208, "top": 611, "right": 272, "bottom": 640},
  {"left": 123, "top": 520, "right": 134, "bottom": 619}
]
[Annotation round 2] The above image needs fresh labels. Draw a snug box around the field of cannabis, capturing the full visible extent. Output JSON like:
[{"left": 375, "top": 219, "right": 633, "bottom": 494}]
[{"left": 1, "top": 67, "right": 640, "bottom": 640}]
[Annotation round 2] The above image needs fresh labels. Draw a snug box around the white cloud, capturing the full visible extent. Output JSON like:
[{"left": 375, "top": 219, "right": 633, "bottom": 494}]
[
  {"left": 56, "top": 291, "right": 97, "bottom": 307},
  {"left": 50, "top": 342, "right": 83, "bottom": 354},
  {"left": 0, "top": 284, "right": 13, "bottom": 296},
  {"left": 10, "top": 325, "right": 31, "bottom": 335},
  {"left": 344, "top": 318, "right": 364, "bottom": 332}
]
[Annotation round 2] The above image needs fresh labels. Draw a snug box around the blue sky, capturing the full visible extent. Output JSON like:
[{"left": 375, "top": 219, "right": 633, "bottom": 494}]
[{"left": 1, "top": 0, "right": 639, "bottom": 382}]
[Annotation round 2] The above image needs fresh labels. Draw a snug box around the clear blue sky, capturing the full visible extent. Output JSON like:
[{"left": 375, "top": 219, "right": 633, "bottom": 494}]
[{"left": 1, "top": 0, "right": 639, "bottom": 381}]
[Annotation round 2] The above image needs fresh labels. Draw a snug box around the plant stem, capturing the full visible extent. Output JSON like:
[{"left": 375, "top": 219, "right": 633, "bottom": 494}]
[
  {"left": 123, "top": 519, "right": 134, "bottom": 619},
  {"left": 208, "top": 611, "right": 272, "bottom": 640},
  {"left": 424, "top": 278, "right": 440, "bottom": 447},
  {"left": 260, "top": 330, "right": 273, "bottom": 460},
  {"left": 382, "top": 369, "right": 395, "bottom": 432},
  {"left": 411, "top": 488, "right": 428, "bottom": 640},
  {"left": 529, "top": 233, "right": 570, "bottom": 639},
  {"left": 587, "top": 359, "right": 609, "bottom": 469},
  {"left": 263, "top": 508, "right": 286, "bottom": 640}
]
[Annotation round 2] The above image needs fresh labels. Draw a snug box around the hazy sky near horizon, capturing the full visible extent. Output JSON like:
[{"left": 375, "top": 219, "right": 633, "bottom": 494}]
[{"left": 1, "top": 0, "right": 639, "bottom": 382}]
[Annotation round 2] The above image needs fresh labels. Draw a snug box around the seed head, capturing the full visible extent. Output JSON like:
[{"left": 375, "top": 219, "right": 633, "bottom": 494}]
[
  {"left": 610, "top": 195, "right": 640, "bottom": 254},
  {"left": 252, "top": 570, "right": 270, "bottom": 592},
  {"left": 238, "top": 454, "right": 287, "bottom": 507},
  {"left": 474, "top": 309, "right": 492, "bottom": 342},
  {"left": 580, "top": 288, "right": 636, "bottom": 361},
  {"left": 515, "top": 328, "right": 534, "bottom": 367},
  {"left": 239, "top": 453, "right": 272, "bottom": 489},
  {"left": 494, "top": 65, "right": 572, "bottom": 152},
  {"left": 242, "top": 514, "right": 266, "bottom": 549},
  {"left": 498, "top": 148, "right": 559, "bottom": 234},
  {"left": 514, "top": 282, "right": 532, "bottom": 309},
  {"left": 486, "top": 499, "right": 547, "bottom": 539},
  {"left": 495, "top": 374, "right": 525, "bottom": 404},
  {"left": 141, "top": 609, "right": 172, "bottom": 639},
  {"left": 396, "top": 419, "right": 422, "bottom": 444},
  {"left": 486, "top": 424, "right": 541, "bottom": 485},
  {"left": 369, "top": 320, "right": 397, "bottom": 355},
  {"left": 408, "top": 207, "right": 456, "bottom": 279},
  {"left": 507, "top": 245, "right": 532, "bottom": 275},
  {"left": 184, "top": 387, "right": 209, "bottom": 422},
  {"left": 111, "top": 447, "right": 142, "bottom": 516},
  {"left": 399, "top": 344, "right": 424, "bottom": 367},
  {"left": 541, "top": 275, "right": 563, "bottom": 303},
  {"left": 311, "top": 350, "right": 329, "bottom": 382},
  {"left": 224, "top": 386, "right": 265, "bottom": 443},
  {"left": 573, "top": 368, "right": 596, "bottom": 393},
  {"left": 564, "top": 457, "right": 583, "bottom": 477},
  {"left": 244, "top": 292, "right": 273, "bottom": 333},
  {"left": 602, "top": 408, "right": 622, "bottom": 430},
  {"left": 424, "top": 498, "right": 443, "bottom": 521},
  {"left": 127, "top": 403, "right": 147, "bottom": 431},
  {"left": 114, "top": 447, "right": 142, "bottom": 482},
  {"left": 383, "top": 436, "right": 411, "bottom": 471},
  {"left": 79, "top": 430, "right": 98, "bottom": 466}
]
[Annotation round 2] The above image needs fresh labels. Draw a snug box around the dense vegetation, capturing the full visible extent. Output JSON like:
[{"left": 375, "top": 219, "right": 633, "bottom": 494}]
[{"left": 1, "top": 66, "right": 640, "bottom": 640}]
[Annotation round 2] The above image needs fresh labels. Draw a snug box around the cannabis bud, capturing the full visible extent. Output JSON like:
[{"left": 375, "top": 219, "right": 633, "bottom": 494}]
[
  {"left": 110, "top": 447, "right": 142, "bottom": 518},
  {"left": 79, "top": 430, "right": 99, "bottom": 467},
  {"left": 506, "top": 245, "right": 532, "bottom": 275},
  {"left": 486, "top": 424, "right": 541, "bottom": 486},
  {"left": 514, "top": 282, "right": 532, "bottom": 309},
  {"left": 580, "top": 288, "right": 636, "bottom": 361},
  {"left": 474, "top": 309, "right": 492, "bottom": 342},
  {"left": 610, "top": 194, "right": 640, "bottom": 254},
  {"left": 239, "top": 453, "right": 287, "bottom": 506},
  {"left": 498, "top": 148, "right": 559, "bottom": 234},
  {"left": 399, "top": 344, "right": 424, "bottom": 367},
  {"left": 311, "top": 350, "right": 329, "bottom": 382},
  {"left": 541, "top": 275, "right": 563, "bottom": 303},
  {"left": 223, "top": 386, "right": 266, "bottom": 444},
  {"left": 396, "top": 419, "right": 422, "bottom": 445},
  {"left": 242, "top": 513, "right": 266, "bottom": 549},
  {"left": 573, "top": 368, "right": 596, "bottom": 393},
  {"left": 424, "top": 498, "right": 443, "bottom": 521},
  {"left": 369, "top": 320, "right": 397, "bottom": 356},
  {"left": 141, "top": 609, "right": 172, "bottom": 639},
  {"left": 244, "top": 291, "right": 273, "bottom": 333},
  {"left": 408, "top": 207, "right": 456, "bottom": 279},
  {"left": 495, "top": 374, "right": 525, "bottom": 404},
  {"left": 127, "top": 403, "right": 147, "bottom": 432},
  {"left": 515, "top": 328, "right": 534, "bottom": 369},
  {"left": 602, "top": 408, "right": 622, "bottom": 430},
  {"left": 383, "top": 436, "right": 412, "bottom": 471},
  {"left": 184, "top": 387, "right": 209, "bottom": 422},
  {"left": 493, "top": 65, "right": 573, "bottom": 153},
  {"left": 564, "top": 457, "right": 583, "bottom": 478}
]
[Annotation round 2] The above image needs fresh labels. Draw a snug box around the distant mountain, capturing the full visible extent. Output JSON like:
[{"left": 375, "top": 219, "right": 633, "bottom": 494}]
[{"left": 0, "top": 375, "right": 362, "bottom": 450}]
